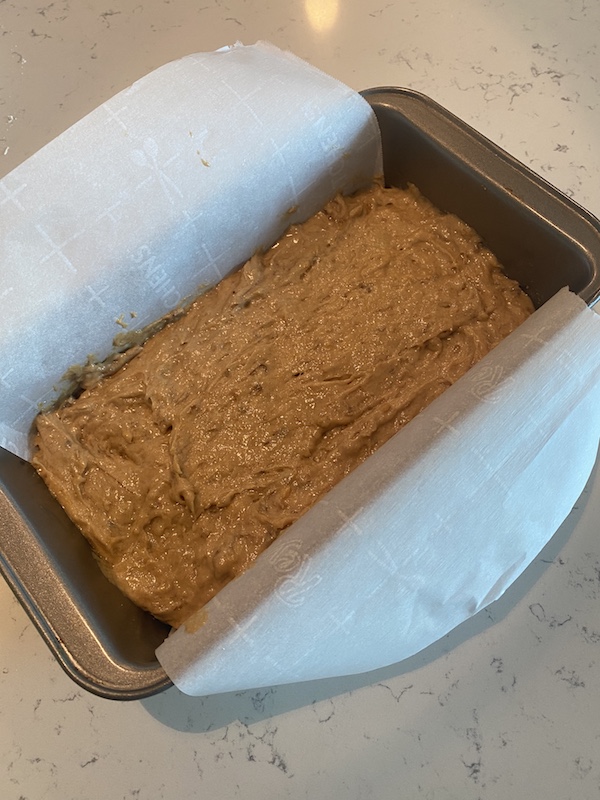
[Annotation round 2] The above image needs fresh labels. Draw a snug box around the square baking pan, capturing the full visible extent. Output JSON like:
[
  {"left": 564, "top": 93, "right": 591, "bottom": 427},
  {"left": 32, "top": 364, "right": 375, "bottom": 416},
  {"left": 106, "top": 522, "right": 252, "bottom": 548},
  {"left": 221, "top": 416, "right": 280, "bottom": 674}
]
[{"left": 1, "top": 87, "right": 599, "bottom": 701}]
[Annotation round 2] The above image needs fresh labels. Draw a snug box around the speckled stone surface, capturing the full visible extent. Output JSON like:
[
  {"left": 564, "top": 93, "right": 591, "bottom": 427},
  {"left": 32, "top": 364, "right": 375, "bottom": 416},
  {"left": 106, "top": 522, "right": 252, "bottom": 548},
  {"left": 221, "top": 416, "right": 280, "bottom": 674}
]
[{"left": 1, "top": 1, "right": 600, "bottom": 798}]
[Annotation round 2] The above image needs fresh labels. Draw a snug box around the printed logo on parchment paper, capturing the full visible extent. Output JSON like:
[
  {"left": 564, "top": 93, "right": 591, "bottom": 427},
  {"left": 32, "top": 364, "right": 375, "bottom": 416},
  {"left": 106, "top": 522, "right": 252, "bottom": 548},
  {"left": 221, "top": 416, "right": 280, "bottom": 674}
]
[
  {"left": 129, "top": 244, "right": 182, "bottom": 309},
  {"left": 269, "top": 538, "right": 322, "bottom": 607},
  {"left": 469, "top": 364, "right": 515, "bottom": 404},
  {"left": 130, "top": 138, "right": 184, "bottom": 206}
]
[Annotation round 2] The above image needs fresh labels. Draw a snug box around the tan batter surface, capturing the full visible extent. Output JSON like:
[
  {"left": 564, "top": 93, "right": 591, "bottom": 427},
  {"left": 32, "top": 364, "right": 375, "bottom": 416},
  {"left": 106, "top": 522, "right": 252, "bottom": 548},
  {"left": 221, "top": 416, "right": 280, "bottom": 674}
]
[{"left": 33, "top": 182, "right": 533, "bottom": 627}]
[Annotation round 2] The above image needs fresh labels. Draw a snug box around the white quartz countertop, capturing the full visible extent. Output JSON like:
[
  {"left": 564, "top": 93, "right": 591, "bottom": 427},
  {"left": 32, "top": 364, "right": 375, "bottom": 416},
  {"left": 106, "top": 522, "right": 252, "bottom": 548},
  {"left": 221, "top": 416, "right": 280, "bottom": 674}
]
[{"left": 1, "top": 1, "right": 600, "bottom": 798}]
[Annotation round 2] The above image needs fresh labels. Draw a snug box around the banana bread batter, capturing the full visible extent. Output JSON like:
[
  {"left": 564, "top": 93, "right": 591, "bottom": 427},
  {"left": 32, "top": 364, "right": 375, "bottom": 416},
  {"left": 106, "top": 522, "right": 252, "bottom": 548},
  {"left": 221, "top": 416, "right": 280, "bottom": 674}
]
[{"left": 33, "top": 181, "right": 534, "bottom": 627}]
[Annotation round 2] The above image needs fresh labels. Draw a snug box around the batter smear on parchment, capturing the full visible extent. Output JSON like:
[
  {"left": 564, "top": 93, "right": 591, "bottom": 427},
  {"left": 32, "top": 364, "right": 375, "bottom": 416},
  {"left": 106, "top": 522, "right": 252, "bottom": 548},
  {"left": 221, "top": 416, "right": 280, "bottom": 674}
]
[{"left": 33, "top": 180, "right": 533, "bottom": 627}]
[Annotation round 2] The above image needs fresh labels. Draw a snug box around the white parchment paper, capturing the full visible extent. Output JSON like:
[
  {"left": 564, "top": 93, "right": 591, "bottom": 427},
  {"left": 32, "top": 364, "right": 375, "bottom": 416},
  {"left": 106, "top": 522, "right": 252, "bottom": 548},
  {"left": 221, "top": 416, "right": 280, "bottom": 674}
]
[
  {"left": 157, "top": 288, "right": 600, "bottom": 695},
  {"left": 0, "top": 41, "right": 381, "bottom": 458},
  {"left": 2, "top": 42, "right": 600, "bottom": 697}
]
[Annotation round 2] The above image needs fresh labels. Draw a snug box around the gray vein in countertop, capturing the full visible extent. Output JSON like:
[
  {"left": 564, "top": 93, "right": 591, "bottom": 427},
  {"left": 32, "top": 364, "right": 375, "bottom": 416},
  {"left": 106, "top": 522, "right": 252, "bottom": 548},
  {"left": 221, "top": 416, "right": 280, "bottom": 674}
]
[
  {"left": 580, "top": 625, "right": 600, "bottom": 645},
  {"left": 573, "top": 756, "right": 594, "bottom": 779},
  {"left": 99, "top": 10, "right": 121, "bottom": 28},
  {"left": 312, "top": 697, "right": 335, "bottom": 723},
  {"left": 528, "top": 602, "right": 573, "bottom": 628},
  {"left": 490, "top": 656, "right": 503, "bottom": 674},
  {"left": 554, "top": 667, "right": 586, "bottom": 689},
  {"left": 80, "top": 754, "right": 100, "bottom": 768}
]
